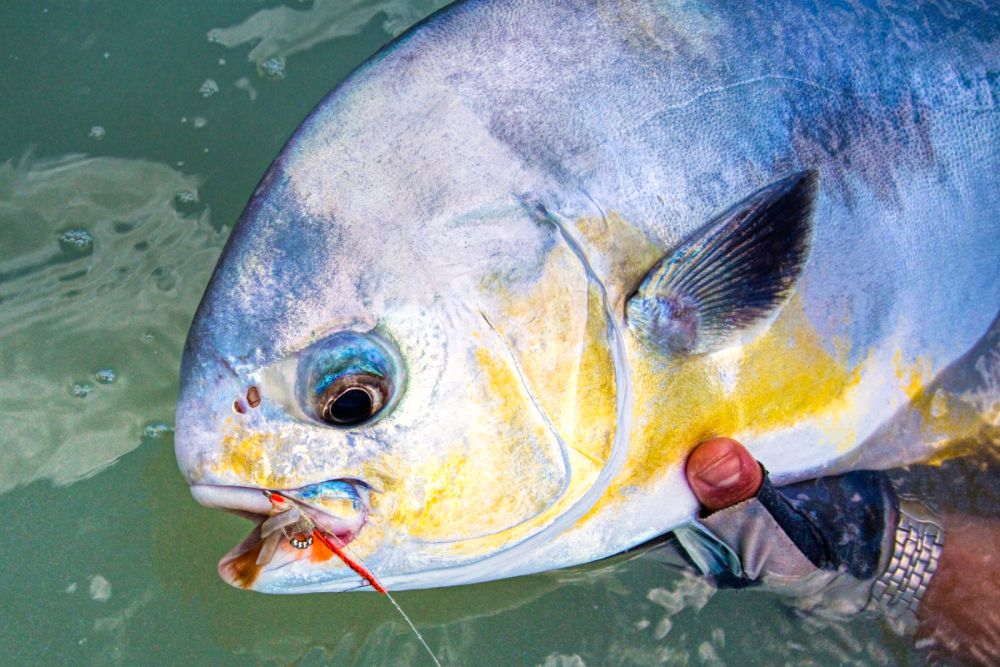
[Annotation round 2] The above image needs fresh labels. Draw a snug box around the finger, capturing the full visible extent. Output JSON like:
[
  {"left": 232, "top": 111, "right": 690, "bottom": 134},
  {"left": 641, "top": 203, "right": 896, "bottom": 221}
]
[{"left": 685, "top": 437, "right": 764, "bottom": 512}]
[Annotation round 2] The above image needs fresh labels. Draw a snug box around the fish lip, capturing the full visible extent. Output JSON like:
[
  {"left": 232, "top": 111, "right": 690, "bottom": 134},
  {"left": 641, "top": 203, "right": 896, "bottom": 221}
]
[
  {"left": 190, "top": 480, "right": 374, "bottom": 589},
  {"left": 190, "top": 483, "right": 274, "bottom": 516},
  {"left": 189, "top": 479, "right": 374, "bottom": 518}
]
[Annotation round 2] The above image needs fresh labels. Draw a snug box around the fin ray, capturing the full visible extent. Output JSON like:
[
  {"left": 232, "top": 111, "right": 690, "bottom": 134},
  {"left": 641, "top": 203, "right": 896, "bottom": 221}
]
[{"left": 626, "top": 171, "right": 817, "bottom": 355}]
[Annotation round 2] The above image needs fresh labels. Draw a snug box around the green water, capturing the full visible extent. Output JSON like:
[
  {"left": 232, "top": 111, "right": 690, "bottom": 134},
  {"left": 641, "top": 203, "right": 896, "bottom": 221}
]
[{"left": 0, "top": 2, "right": 920, "bottom": 664}]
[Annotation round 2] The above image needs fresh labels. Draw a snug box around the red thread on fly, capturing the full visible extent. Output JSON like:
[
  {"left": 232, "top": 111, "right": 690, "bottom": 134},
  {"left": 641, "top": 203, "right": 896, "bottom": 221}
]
[{"left": 263, "top": 491, "right": 386, "bottom": 594}]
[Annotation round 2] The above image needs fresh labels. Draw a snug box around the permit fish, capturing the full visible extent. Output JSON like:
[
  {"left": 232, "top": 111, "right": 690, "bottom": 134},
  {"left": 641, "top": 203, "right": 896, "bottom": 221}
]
[{"left": 175, "top": 0, "right": 1000, "bottom": 593}]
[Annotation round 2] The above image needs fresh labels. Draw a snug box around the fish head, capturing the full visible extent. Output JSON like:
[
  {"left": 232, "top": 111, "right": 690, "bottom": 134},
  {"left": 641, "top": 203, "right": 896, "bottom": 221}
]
[{"left": 174, "top": 68, "right": 622, "bottom": 592}]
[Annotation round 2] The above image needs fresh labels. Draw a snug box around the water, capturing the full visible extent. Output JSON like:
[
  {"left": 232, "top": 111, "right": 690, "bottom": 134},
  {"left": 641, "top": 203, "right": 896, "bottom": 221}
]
[
  {"left": 382, "top": 587, "right": 444, "bottom": 667},
  {"left": 0, "top": 2, "right": 926, "bottom": 665}
]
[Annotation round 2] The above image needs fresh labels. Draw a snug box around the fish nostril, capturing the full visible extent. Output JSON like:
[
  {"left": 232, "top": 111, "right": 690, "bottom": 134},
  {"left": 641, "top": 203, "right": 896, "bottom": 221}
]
[{"left": 233, "top": 386, "right": 260, "bottom": 415}]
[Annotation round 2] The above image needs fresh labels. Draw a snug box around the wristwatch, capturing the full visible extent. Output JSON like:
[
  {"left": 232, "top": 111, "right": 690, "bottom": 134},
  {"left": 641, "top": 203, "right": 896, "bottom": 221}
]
[{"left": 867, "top": 497, "right": 946, "bottom": 635}]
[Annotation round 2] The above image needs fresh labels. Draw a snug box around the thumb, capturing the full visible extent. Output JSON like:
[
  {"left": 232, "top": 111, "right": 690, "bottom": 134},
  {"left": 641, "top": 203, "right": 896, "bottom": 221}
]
[{"left": 685, "top": 437, "right": 764, "bottom": 512}]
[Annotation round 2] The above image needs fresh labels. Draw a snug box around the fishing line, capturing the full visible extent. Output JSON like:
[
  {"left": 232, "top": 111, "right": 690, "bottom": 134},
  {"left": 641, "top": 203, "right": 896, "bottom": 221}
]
[
  {"left": 313, "top": 529, "right": 443, "bottom": 667},
  {"left": 381, "top": 588, "right": 443, "bottom": 667},
  {"left": 346, "top": 543, "right": 443, "bottom": 667}
]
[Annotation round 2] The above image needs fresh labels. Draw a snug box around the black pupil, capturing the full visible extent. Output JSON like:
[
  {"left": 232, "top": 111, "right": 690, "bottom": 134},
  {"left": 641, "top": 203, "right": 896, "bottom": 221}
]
[{"left": 328, "top": 388, "right": 373, "bottom": 424}]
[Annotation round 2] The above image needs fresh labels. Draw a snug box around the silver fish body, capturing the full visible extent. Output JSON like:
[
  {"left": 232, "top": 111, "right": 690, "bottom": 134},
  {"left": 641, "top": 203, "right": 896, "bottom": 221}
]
[{"left": 175, "top": 0, "right": 1000, "bottom": 592}]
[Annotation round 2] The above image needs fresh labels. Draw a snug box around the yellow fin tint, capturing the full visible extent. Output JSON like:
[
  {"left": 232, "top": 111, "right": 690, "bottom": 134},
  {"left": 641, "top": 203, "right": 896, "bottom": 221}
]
[{"left": 895, "top": 373, "right": 996, "bottom": 466}]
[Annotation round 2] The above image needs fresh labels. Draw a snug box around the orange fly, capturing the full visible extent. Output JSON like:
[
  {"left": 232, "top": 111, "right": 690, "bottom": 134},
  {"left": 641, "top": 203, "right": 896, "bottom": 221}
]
[{"left": 265, "top": 491, "right": 387, "bottom": 594}]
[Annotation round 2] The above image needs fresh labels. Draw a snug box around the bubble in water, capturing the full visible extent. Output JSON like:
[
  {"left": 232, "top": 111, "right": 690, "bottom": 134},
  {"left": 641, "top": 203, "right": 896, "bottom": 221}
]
[
  {"left": 95, "top": 368, "right": 117, "bottom": 384},
  {"left": 88, "top": 575, "right": 111, "bottom": 602},
  {"left": 175, "top": 190, "right": 198, "bottom": 205},
  {"left": 199, "top": 78, "right": 219, "bottom": 97},
  {"left": 58, "top": 228, "right": 94, "bottom": 253},
  {"left": 206, "top": 28, "right": 222, "bottom": 44},
  {"left": 173, "top": 190, "right": 202, "bottom": 217},
  {"left": 72, "top": 382, "right": 94, "bottom": 398},
  {"left": 89, "top": 125, "right": 105, "bottom": 140},
  {"left": 192, "top": 116, "right": 207, "bottom": 129},
  {"left": 141, "top": 333, "right": 154, "bottom": 343},
  {"left": 218, "top": 57, "right": 226, "bottom": 66},
  {"left": 258, "top": 56, "right": 286, "bottom": 79},
  {"left": 143, "top": 422, "right": 172, "bottom": 439}
]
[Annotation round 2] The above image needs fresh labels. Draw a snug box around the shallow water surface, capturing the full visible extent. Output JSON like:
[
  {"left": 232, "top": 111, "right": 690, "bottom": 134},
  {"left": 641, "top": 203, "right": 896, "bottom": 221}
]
[{"left": 1, "top": 2, "right": 922, "bottom": 664}]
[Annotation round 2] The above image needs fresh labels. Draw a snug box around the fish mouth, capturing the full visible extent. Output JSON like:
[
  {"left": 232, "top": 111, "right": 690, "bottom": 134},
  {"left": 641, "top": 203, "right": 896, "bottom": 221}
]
[{"left": 190, "top": 479, "right": 373, "bottom": 591}]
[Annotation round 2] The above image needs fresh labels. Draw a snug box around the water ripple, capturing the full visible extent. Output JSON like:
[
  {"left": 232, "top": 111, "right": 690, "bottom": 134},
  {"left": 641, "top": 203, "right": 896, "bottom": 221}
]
[
  {"left": 0, "top": 154, "right": 224, "bottom": 492},
  {"left": 207, "top": 0, "right": 453, "bottom": 69}
]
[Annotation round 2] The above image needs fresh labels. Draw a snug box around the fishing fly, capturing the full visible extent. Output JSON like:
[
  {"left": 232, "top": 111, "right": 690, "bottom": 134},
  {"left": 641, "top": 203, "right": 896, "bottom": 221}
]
[{"left": 260, "top": 491, "right": 442, "bottom": 667}]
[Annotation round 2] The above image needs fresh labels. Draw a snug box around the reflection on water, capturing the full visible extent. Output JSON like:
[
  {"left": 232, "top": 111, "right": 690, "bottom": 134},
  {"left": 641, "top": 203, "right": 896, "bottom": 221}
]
[
  {"left": 0, "top": 154, "right": 223, "bottom": 493},
  {"left": 209, "top": 0, "right": 453, "bottom": 71}
]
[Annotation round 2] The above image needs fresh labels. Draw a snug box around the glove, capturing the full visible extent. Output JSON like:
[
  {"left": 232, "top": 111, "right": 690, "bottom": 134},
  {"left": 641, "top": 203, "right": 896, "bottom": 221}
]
[{"left": 671, "top": 438, "right": 945, "bottom": 636}]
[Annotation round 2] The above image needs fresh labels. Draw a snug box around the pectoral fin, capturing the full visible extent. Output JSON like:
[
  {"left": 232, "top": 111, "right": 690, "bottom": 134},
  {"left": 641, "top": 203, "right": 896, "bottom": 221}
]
[{"left": 627, "top": 171, "right": 817, "bottom": 355}]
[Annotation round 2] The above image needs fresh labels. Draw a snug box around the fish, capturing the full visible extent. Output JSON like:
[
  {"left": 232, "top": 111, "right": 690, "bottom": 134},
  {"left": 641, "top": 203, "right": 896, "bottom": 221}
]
[{"left": 174, "top": 0, "right": 1000, "bottom": 593}]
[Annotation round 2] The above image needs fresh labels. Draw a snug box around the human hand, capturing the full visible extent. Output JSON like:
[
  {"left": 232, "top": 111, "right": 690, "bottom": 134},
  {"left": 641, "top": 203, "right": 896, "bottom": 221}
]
[
  {"left": 682, "top": 437, "right": 1000, "bottom": 667},
  {"left": 678, "top": 436, "right": 894, "bottom": 605},
  {"left": 684, "top": 437, "right": 763, "bottom": 511}
]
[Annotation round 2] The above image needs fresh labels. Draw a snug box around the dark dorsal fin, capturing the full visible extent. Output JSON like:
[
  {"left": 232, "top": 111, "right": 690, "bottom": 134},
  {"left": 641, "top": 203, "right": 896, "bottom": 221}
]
[{"left": 626, "top": 171, "right": 817, "bottom": 356}]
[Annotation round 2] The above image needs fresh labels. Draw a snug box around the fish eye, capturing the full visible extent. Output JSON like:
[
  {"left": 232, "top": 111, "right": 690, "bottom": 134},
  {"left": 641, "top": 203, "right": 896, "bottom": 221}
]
[
  {"left": 297, "top": 332, "right": 402, "bottom": 428},
  {"left": 317, "top": 374, "right": 390, "bottom": 426}
]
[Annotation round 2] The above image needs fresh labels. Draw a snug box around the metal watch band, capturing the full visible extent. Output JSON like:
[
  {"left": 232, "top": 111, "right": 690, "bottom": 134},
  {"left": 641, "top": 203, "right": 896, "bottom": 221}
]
[{"left": 866, "top": 498, "right": 945, "bottom": 635}]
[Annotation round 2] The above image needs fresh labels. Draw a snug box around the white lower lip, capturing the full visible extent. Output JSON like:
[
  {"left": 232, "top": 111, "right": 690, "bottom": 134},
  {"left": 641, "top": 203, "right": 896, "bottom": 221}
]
[
  {"left": 193, "top": 483, "right": 369, "bottom": 548},
  {"left": 190, "top": 484, "right": 272, "bottom": 514}
]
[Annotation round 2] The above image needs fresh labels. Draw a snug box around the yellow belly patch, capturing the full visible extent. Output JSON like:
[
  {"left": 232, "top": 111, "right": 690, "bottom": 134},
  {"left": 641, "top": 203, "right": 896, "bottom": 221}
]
[{"left": 583, "top": 294, "right": 864, "bottom": 522}]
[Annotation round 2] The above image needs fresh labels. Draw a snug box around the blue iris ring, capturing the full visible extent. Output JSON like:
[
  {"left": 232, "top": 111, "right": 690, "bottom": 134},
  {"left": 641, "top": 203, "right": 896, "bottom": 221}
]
[{"left": 295, "top": 330, "right": 405, "bottom": 428}]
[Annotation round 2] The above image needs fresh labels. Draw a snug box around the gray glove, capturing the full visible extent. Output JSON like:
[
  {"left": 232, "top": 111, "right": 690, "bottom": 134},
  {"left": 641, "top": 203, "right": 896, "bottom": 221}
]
[{"left": 671, "top": 469, "right": 945, "bottom": 635}]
